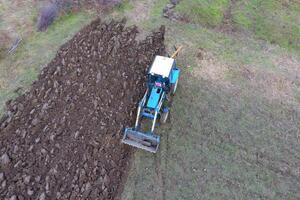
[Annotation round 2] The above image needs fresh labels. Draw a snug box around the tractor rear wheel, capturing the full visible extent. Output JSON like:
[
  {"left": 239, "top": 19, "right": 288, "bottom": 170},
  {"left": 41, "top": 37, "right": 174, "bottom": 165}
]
[
  {"left": 171, "top": 79, "right": 178, "bottom": 95},
  {"left": 160, "top": 110, "right": 169, "bottom": 124}
]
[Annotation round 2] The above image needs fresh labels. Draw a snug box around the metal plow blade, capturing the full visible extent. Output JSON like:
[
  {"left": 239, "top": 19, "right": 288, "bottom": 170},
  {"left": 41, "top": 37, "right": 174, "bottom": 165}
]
[{"left": 122, "top": 128, "right": 160, "bottom": 153}]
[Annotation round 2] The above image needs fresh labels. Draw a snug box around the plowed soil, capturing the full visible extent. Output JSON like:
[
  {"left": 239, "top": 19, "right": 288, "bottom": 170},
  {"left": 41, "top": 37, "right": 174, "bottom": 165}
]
[{"left": 0, "top": 19, "right": 165, "bottom": 200}]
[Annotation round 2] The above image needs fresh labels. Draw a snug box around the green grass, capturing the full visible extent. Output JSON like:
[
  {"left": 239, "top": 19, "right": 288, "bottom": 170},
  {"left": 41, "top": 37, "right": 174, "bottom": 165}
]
[
  {"left": 175, "top": 0, "right": 230, "bottom": 27},
  {"left": 0, "top": 11, "right": 95, "bottom": 113},
  {"left": 121, "top": 1, "right": 300, "bottom": 199},
  {"left": 114, "top": 0, "right": 134, "bottom": 13},
  {"left": 150, "top": 0, "right": 169, "bottom": 17},
  {"left": 173, "top": 0, "right": 300, "bottom": 53},
  {"left": 123, "top": 69, "right": 300, "bottom": 199},
  {"left": 123, "top": 60, "right": 300, "bottom": 200},
  {"left": 1, "top": 0, "right": 300, "bottom": 199},
  {"left": 232, "top": 0, "right": 300, "bottom": 52}
]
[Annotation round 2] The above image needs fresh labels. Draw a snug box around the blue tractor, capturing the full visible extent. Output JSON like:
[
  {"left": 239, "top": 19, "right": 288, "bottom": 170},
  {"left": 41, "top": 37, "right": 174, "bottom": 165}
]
[{"left": 122, "top": 47, "right": 182, "bottom": 153}]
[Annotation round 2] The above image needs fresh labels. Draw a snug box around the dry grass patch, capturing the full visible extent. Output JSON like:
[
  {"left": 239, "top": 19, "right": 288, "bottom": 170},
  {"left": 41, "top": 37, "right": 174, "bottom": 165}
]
[
  {"left": 0, "top": 0, "right": 36, "bottom": 38},
  {"left": 191, "top": 48, "right": 298, "bottom": 104},
  {"left": 272, "top": 53, "right": 300, "bottom": 81},
  {"left": 246, "top": 67, "right": 296, "bottom": 103},
  {"left": 125, "top": 0, "right": 150, "bottom": 24},
  {"left": 192, "top": 49, "right": 233, "bottom": 89}
]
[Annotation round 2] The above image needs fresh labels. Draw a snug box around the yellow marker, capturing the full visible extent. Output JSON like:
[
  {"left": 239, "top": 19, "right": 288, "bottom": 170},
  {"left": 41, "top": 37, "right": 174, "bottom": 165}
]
[{"left": 171, "top": 46, "right": 183, "bottom": 59}]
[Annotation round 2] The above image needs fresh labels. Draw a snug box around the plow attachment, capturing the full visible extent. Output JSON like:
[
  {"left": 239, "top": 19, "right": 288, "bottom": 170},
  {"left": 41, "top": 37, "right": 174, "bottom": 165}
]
[{"left": 122, "top": 128, "right": 160, "bottom": 153}]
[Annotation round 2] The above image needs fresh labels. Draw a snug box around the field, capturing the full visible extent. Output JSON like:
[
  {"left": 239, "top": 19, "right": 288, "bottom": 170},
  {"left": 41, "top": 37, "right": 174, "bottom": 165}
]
[
  {"left": 0, "top": 0, "right": 300, "bottom": 199},
  {"left": 0, "top": 0, "right": 95, "bottom": 113}
]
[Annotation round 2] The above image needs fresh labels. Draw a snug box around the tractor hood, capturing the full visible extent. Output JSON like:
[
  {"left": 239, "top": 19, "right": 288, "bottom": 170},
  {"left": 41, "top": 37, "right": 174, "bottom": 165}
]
[{"left": 146, "top": 87, "right": 162, "bottom": 109}]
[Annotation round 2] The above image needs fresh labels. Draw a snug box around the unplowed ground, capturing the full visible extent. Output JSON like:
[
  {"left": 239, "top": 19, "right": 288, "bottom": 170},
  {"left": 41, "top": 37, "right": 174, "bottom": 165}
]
[{"left": 0, "top": 19, "right": 165, "bottom": 200}]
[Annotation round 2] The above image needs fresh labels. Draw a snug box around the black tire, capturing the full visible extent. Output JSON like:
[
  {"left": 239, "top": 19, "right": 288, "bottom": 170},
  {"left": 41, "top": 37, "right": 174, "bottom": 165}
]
[{"left": 160, "top": 110, "right": 169, "bottom": 124}]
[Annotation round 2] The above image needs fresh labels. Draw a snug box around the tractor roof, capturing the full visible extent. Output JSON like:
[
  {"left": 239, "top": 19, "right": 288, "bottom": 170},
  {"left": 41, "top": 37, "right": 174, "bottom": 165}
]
[{"left": 149, "top": 56, "right": 174, "bottom": 78}]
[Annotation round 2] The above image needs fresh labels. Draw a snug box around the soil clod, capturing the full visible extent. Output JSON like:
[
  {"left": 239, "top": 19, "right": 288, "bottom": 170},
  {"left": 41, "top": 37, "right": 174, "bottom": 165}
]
[{"left": 0, "top": 19, "right": 165, "bottom": 199}]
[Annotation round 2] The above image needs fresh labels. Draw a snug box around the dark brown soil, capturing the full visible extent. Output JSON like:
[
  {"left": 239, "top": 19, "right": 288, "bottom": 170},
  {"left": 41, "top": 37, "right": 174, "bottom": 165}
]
[{"left": 0, "top": 19, "right": 165, "bottom": 200}]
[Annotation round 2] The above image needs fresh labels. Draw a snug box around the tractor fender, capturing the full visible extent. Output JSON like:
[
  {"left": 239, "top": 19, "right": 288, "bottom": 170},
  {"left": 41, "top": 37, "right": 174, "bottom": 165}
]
[{"left": 170, "top": 68, "right": 180, "bottom": 84}]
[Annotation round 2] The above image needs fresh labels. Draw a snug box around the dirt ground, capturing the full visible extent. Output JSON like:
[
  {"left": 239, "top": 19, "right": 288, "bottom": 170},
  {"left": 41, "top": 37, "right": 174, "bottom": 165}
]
[
  {"left": 1, "top": 0, "right": 300, "bottom": 200},
  {"left": 0, "top": 19, "right": 165, "bottom": 200}
]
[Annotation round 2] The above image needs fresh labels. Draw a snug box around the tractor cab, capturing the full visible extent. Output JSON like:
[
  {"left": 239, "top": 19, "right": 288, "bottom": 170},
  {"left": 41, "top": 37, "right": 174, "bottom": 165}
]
[
  {"left": 148, "top": 56, "right": 174, "bottom": 89},
  {"left": 145, "top": 56, "right": 175, "bottom": 111},
  {"left": 147, "top": 55, "right": 180, "bottom": 91}
]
